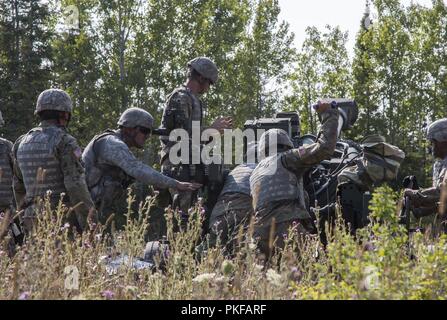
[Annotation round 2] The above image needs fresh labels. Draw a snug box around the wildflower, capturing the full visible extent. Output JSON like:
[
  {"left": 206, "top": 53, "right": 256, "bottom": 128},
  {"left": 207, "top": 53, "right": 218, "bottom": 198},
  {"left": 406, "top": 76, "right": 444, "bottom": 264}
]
[
  {"left": 18, "top": 291, "right": 30, "bottom": 300},
  {"left": 101, "top": 290, "right": 114, "bottom": 300},
  {"left": 248, "top": 238, "right": 257, "bottom": 250},
  {"left": 192, "top": 273, "right": 216, "bottom": 284},
  {"left": 254, "top": 264, "right": 264, "bottom": 273},
  {"left": 266, "top": 269, "right": 282, "bottom": 287},
  {"left": 60, "top": 223, "right": 70, "bottom": 231}
]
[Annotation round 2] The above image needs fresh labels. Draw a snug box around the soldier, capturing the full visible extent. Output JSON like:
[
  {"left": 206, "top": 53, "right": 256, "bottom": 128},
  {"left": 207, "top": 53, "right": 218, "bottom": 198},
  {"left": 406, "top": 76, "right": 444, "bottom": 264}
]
[
  {"left": 12, "top": 89, "right": 97, "bottom": 234},
  {"left": 0, "top": 110, "right": 21, "bottom": 253},
  {"left": 249, "top": 101, "right": 339, "bottom": 258},
  {"left": 0, "top": 110, "right": 14, "bottom": 215},
  {"left": 82, "top": 107, "right": 202, "bottom": 226},
  {"left": 159, "top": 57, "right": 232, "bottom": 215},
  {"left": 404, "top": 118, "right": 447, "bottom": 232},
  {"left": 201, "top": 162, "right": 257, "bottom": 255}
]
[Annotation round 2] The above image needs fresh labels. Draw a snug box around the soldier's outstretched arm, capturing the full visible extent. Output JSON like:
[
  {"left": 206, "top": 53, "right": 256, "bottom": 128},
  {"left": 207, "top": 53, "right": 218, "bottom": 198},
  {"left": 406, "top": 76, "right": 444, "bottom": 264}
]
[
  {"left": 282, "top": 106, "right": 339, "bottom": 170},
  {"left": 100, "top": 138, "right": 183, "bottom": 190},
  {"left": 11, "top": 137, "right": 26, "bottom": 209},
  {"left": 58, "top": 134, "right": 97, "bottom": 230}
]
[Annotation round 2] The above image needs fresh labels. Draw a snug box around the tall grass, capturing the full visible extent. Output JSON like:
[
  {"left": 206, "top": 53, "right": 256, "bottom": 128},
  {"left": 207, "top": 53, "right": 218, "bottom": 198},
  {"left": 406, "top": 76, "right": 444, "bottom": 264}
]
[{"left": 1, "top": 186, "right": 446, "bottom": 300}]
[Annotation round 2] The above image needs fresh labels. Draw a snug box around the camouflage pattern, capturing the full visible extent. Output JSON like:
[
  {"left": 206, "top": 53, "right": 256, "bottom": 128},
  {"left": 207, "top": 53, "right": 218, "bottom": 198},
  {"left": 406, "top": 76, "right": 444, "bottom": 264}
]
[
  {"left": 0, "top": 138, "right": 14, "bottom": 209},
  {"left": 250, "top": 108, "right": 339, "bottom": 256},
  {"left": 427, "top": 118, "right": 447, "bottom": 142},
  {"left": 206, "top": 193, "right": 254, "bottom": 253},
  {"left": 12, "top": 121, "right": 95, "bottom": 231},
  {"left": 250, "top": 154, "right": 305, "bottom": 213},
  {"left": 408, "top": 158, "right": 447, "bottom": 220},
  {"left": 82, "top": 129, "right": 177, "bottom": 223},
  {"left": 220, "top": 164, "right": 256, "bottom": 196},
  {"left": 35, "top": 89, "right": 73, "bottom": 114},
  {"left": 160, "top": 85, "right": 203, "bottom": 163},
  {"left": 204, "top": 164, "right": 257, "bottom": 253},
  {"left": 160, "top": 85, "right": 204, "bottom": 213},
  {"left": 117, "top": 107, "right": 154, "bottom": 129},
  {"left": 338, "top": 135, "right": 405, "bottom": 190},
  {"left": 16, "top": 126, "right": 67, "bottom": 203},
  {"left": 188, "top": 57, "right": 218, "bottom": 84},
  {"left": 258, "top": 129, "right": 294, "bottom": 159}
]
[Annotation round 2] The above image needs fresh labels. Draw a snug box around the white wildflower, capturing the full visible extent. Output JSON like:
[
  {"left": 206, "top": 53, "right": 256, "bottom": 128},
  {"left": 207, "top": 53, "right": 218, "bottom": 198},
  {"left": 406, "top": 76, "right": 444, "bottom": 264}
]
[
  {"left": 192, "top": 273, "right": 216, "bottom": 284},
  {"left": 266, "top": 268, "right": 282, "bottom": 287}
]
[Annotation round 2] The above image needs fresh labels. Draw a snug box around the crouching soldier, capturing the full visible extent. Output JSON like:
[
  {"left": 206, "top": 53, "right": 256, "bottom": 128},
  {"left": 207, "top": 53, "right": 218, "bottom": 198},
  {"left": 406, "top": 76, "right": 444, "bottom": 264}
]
[
  {"left": 249, "top": 101, "right": 339, "bottom": 259},
  {"left": 82, "top": 108, "right": 202, "bottom": 228}
]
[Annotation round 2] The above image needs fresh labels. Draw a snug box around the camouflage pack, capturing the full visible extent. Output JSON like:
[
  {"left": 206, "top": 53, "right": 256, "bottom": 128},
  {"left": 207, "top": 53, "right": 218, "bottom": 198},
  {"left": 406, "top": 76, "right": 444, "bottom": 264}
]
[{"left": 361, "top": 135, "right": 405, "bottom": 183}]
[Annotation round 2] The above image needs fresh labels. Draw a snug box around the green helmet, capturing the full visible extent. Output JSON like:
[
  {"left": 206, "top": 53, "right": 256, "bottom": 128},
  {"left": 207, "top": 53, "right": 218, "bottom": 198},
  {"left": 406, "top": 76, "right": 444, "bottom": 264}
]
[
  {"left": 35, "top": 89, "right": 73, "bottom": 115},
  {"left": 117, "top": 107, "right": 154, "bottom": 129},
  {"left": 187, "top": 57, "right": 218, "bottom": 84},
  {"left": 427, "top": 118, "right": 447, "bottom": 142},
  {"left": 258, "top": 129, "right": 294, "bottom": 156}
]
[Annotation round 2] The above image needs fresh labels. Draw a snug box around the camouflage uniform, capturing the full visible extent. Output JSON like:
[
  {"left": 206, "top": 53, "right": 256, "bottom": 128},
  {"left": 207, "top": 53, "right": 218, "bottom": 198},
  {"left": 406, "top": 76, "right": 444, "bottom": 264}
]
[
  {"left": 160, "top": 85, "right": 204, "bottom": 213},
  {"left": 160, "top": 57, "right": 218, "bottom": 214},
  {"left": 409, "top": 156, "right": 447, "bottom": 218},
  {"left": 83, "top": 130, "right": 178, "bottom": 224},
  {"left": 12, "top": 89, "right": 95, "bottom": 233},
  {"left": 250, "top": 109, "right": 339, "bottom": 256},
  {"left": 0, "top": 116, "right": 20, "bottom": 254},
  {"left": 206, "top": 163, "right": 256, "bottom": 252},
  {"left": 408, "top": 119, "right": 447, "bottom": 223},
  {"left": 0, "top": 138, "right": 14, "bottom": 213}
]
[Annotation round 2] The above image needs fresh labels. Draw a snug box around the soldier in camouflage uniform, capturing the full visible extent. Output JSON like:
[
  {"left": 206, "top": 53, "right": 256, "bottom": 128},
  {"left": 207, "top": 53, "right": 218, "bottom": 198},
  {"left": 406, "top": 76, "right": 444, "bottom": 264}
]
[
  {"left": 0, "top": 111, "right": 14, "bottom": 215},
  {"left": 12, "top": 89, "right": 97, "bottom": 234},
  {"left": 82, "top": 107, "right": 201, "bottom": 227},
  {"left": 200, "top": 162, "right": 257, "bottom": 255},
  {"left": 249, "top": 101, "right": 339, "bottom": 258},
  {"left": 405, "top": 118, "right": 447, "bottom": 231},
  {"left": 0, "top": 110, "right": 21, "bottom": 253},
  {"left": 160, "top": 57, "right": 232, "bottom": 214}
]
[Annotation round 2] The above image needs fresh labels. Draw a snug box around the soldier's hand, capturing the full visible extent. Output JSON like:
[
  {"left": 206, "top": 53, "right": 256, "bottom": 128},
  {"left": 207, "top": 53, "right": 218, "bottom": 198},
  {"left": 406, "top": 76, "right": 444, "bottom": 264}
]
[
  {"left": 176, "top": 181, "right": 203, "bottom": 191},
  {"left": 313, "top": 99, "right": 333, "bottom": 114},
  {"left": 211, "top": 117, "right": 233, "bottom": 134}
]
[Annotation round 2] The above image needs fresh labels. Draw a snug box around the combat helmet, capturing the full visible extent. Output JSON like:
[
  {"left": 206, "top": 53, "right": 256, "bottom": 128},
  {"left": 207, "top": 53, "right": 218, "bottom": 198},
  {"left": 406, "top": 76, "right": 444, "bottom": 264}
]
[
  {"left": 187, "top": 57, "right": 218, "bottom": 84},
  {"left": 427, "top": 118, "right": 447, "bottom": 142},
  {"left": 35, "top": 89, "right": 73, "bottom": 115},
  {"left": 117, "top": 107, "right": 154, "bottom": 129},
  {"left": 258, "top": 128, "right": 294, "bottom": 157}
]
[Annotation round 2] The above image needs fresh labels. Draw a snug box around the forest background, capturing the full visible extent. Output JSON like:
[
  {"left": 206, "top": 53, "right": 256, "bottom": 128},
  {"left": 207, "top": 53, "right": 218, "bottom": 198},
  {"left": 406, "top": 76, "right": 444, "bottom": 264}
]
[{"left": 1, "top": 0, "right": 447, "bottom": 187}]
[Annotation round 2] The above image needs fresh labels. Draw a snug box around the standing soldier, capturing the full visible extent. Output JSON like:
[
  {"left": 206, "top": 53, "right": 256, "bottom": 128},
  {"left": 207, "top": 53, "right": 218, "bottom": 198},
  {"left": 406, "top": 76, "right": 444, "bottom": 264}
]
[
  {"left": 249, "top": 101, "right": 339, "bottom": 259},
  {"left": 405, "top": 118, "right": 447, "bottom": 232},
  {"left": 159, "top": 57, "right": 232, "bottom": 215},
  {"left": 12, "top": 89, "right": 97, "bottom": 234},
  {"left": 82, "top": 107, "right": 202, "bottom": 227}
]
